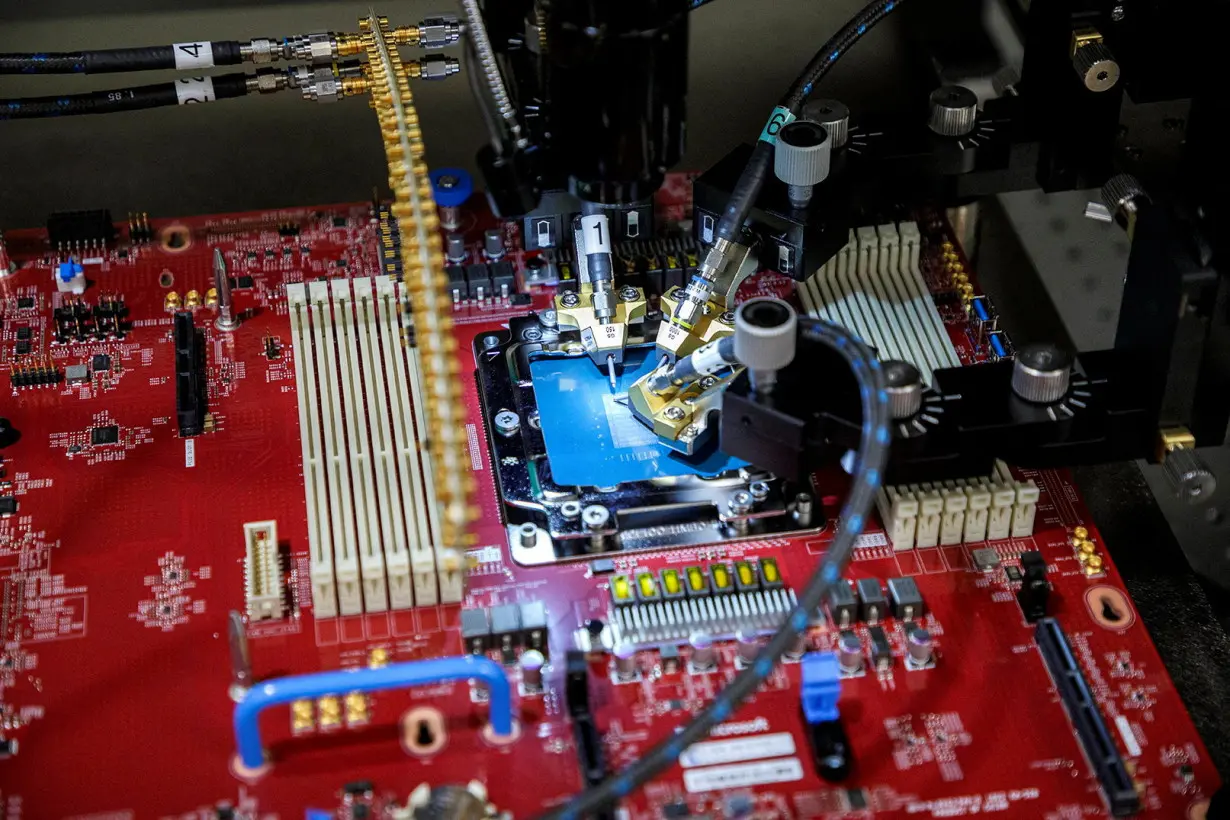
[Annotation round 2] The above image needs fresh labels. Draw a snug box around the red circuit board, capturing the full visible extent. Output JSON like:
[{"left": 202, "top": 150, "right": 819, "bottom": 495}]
[{"left": 0, "top": 184, "right": 1220, "bottom": 820}]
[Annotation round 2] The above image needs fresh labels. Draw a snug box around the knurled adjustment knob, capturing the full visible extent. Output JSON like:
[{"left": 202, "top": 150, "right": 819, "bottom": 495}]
[
  {"left": 883, "top": 360, "right": 924, "bottom": 420},
  {"left": 1011, "top": 343, "right": 1072, "bottom": 404},
  {"left": 774, "top": 121, "right": 831, "bottom": 209},
  {"left": 802, "top": 98, "right": 850, "bottom": 149},
  {"left": 1162, "top": 447, "right": 1217, "bottom": 504},
  {"left": 1101, "top": 173, "right": 1149, "bottom": 220},
  {"left": 1073, "top": 41, "right": 1120, "bottom": 92},
  {"left": 928, "top": 85, "right": 978, "bottom": 137}
]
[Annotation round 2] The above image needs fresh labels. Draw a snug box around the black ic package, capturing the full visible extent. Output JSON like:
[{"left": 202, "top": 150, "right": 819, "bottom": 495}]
[
  {"left": 0, "top": 497, "right": 15, "bottom": 515},
  {"left": 16, "top": 297, "right": 34, "bottom": 310},
  {"left": 15, "top": 327, "right": 31, "bottom": 341},
  {"left": 91, "top": 425, "right": 120, "bottom": 445},
  {"left": 91, "top": 354, "right": 111, "bottom": 372},
  {"left": 14, "top": 341, "right": 30, "bottom": 356}
]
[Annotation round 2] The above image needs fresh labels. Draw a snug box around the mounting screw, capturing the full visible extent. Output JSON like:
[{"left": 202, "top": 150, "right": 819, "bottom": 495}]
[
  {"left": 560, "top": 291, "right": 580, "bottom": 308},
  {"left": 517, "top": 522, "right": 538, "bottom": 548},
  {"left": 560, "top": 500, "right": 582, "bottom": 520},
  {"left": 619, "top": 286, "right": 639, "bottom": 302},
  {"left": 540, "top": 308, "right": 558, "bottom": 327},
  {"left": 749, "top": 481, "right": 771, "bottom": 502},
  {"left": 719, "top": 311, "right": 735, "bottom": 325},
  {"left": 728, "top": 490, "right": 754, "bottom": 515},
  {"left": 522, "top": 326, "right": 543, "bottom": 342},
  {"left": 582, "top": 505, "right": 611, "bottom": 529},
  {"left": 493, "top": 410, "right": 520, "bottom": 436},
  {"left": 663, "top": 406, "right": 686, "bottom": 421},
  {"left": 482, "top": 335, "right": 501, "bottom": 349}
]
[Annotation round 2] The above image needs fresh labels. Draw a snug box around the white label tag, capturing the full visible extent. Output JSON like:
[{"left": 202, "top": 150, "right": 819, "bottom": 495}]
[
  {"left": 855, "top": 532, "right": 889, "bottom": 548},
  {"left": 175, "top": 77, "right": 217, "bottom": 105},
  {"left": 580, "top": 214, "right": 612, "bottom": 254},
  {"left": 173, "top": 42, "right": 215, "bottom": 69},
  {"left": 184, "top": 439, "right": 196, "bottom": 468},
  {"left": 683, "top": 757, "right": 803, "bottom": 793},
  {"left": 679, "top": 732, "right": 796, "bottom": 768},
  {"left": 1114, "top": 715, "right": 1142, "bottom": 757}
]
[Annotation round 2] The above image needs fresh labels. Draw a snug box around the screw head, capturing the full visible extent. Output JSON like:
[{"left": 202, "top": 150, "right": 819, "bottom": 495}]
[
  {"left": 560, "top": 292, "right": 580, "bottom": 308},
  {"left": 560, "top": 501, "right": 582, "bottom": 519},
  {"left": 522, "top": 327, "right": 543, "bottom": 342},
  {"left": 719, "top": 311, "right": 736, "bottom": 325},
  {"left": 482, "top": 335, "right": 501, "bottom": 349},
  {"left": 540, "top": 309, "right": 558, "bottom": 326},
  {"left": 581, "top": 505, "right": 611, "bottom": 529},
  {"left": 749, "top": 481, "right": 771, "bottom": 501},
  {"left": 728, "top": 490, "right": 754, "bottom": 514},
  {"left": 619, "top": 286, "right": 639, "bottom": 302},
  {"left": 437, "top": 174, "right": 458, "bottom": 189},
  {"left": 493, "top": 410, "right": 520, "bottom": 436},
  {"left": 1110, "top": 4, "right": 1125, "bottom": 20},
  {"left": 663, "top": 406, "right": 686, "bottom": 421}
]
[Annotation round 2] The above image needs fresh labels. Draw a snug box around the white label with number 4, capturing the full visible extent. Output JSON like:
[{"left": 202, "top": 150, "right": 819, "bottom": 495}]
[
  {"left": 580, "top": 214, "right": 612, "bottom": 254},
  {"left": 173, "top": 42, "right": 215, "bottom": 69},
  {"left": 175, "top": 77, "right": 217, "bottom": 105}
]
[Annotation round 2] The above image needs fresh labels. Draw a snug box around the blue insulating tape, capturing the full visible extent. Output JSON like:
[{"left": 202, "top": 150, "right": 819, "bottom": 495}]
[
  {"left": 233, "top": 655, "right": 514, "bottom": 768},
  {"left": 429, "top": 167, "right": 474, "bottom": 207}
]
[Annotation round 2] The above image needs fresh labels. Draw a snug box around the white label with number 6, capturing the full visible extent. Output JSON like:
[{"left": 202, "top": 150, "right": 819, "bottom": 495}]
[
  {"left": 173, "top": 42, "right": 215, "bottom": 70},
  {"left": 175, "top": 77, "right": 217, "bottom": 105},
  {"left": 580, "top": 214, "right": 612, "bottom": 254}
]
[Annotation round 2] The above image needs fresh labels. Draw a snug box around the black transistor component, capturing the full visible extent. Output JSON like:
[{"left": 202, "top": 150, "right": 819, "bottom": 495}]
[
  {"left": 1016, "top": 551, "right": 1051, "bottom": 623},
  {"left": 46, "top": 209, "right": 115, "bottom": 250},
  {"left": 14, "top": 341, "right": 29, "bottom": 356},
  {"left": 490, "top": 261, "right": 516, "bottom": 298},
  {"left": 445, "top": 265, "right": 467, "bottom": 301},
  {"left": 15, "top": 327, "right": 30, "bottom": 341},
  {"left": 888, "top": 577, "right": 925, "bottom": 621},
  {"left": 464, "top": 263, "right": 492, "bottom": 300},
  {"left": 856, "top": 578, "right": 886, "bottom": 623},
  {"left": 868, "top": 625, "right": 892, "bottom": 671},
  {"left": 827, "top": 581, "right": 857, "bottom": 628},
  {"left": 490, "top": 603, "right": 521, "bottom": 662},
  {"left": 520, "top": 600, "right": 548, "bottom": 655},
  {"left": 460, "top": 608, "right": 491, "bottom": 654},
  {"left": 590, "top": 558, "right": 616, "bottom": 575}
]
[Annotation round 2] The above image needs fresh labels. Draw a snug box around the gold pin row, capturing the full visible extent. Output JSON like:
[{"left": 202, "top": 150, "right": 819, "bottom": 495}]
[
  {"left": 359, "top": 15, "right": 477, "bottom": 549},
  {"left": 164, "top": 289, "right": 219, "bottom": 312},
  {"left": 291, "top": 692, "right": 370, "bottom": 733}
]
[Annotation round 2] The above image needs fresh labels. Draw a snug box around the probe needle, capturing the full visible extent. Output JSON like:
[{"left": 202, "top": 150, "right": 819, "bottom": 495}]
[{"left": 607, "top": 354, "right": 617, "bottom": 392}]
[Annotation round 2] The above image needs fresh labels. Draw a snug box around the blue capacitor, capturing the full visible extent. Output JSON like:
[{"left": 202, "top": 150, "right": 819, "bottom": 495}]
[
  {"left": 970, "top": 295, "right": 991, "bottom": 323},
  {"left": 430, "top": 168, "right": 474, "bottom": 208},
  {"left": 989, "top": 332, "right": 1008, "bottom": 360}
]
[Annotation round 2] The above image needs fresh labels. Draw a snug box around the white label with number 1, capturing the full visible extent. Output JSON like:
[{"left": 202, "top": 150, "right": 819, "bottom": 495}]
[
  {"left": 580, "top": 214, "right": 612, "bottom": 254},
  {"left": 175, "top": 77, "right": 216, "bottom": 105},
  {"left": 173, "top": 42, "right": 215, "bottom": 69}
]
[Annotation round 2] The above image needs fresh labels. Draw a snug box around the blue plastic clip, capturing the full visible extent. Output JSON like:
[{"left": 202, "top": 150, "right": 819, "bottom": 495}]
[
  {"left": 429, "top": 167, "right": 474, "bottom": 208},
  {"left": 801, "top": 652, "right": 842, "bottom": 724}
]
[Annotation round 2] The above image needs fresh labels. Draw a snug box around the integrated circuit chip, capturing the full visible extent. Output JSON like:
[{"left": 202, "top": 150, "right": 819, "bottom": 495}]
[
  {"left": 527, "top": 348, "right": 745, "bottom": 486},
  {"left": 90, "top": 425, "right": 120, "bottom": 446}
]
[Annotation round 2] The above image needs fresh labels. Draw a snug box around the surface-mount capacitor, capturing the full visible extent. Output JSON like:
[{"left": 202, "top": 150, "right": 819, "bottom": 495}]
[
  {"left": 736, "top": 630, "right": 760, "bottom": 665},
  {"left": 520, "top": 648, "right": 546, "bottom": 691},
  {"left": 836, "top": 630, "right": 863, "bottom": 674},
  {"left": 906, "top": 627, "right": 934, "bottom": 668},
  {"left": 613, "top": 644, "right": 639, "bottom": 681},
  {"left": 689, "top": 633, "right": 717, "bottom": 671},
  {"left": 483, "top": 228, "right": 505, "bottom": 261}
]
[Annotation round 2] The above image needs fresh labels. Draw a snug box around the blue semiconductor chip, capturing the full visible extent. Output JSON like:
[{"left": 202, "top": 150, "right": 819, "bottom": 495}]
[{"left": 527, "top": 348, "right": 746, "bottom": 486}]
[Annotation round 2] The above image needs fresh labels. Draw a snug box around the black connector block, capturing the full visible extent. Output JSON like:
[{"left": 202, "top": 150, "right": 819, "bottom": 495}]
[
  {"left": 1035, "top": 618, "right": 1140, "bottom": 816},
  {"left": 173, "top": 312, "right": 207, "bottom": 437},
  {"left": 1016, "top": 551, "right": 1050, "bottom": 623}
]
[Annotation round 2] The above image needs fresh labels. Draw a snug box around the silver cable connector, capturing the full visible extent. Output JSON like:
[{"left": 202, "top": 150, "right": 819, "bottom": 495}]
[
  {"left": 244, "top": 68, "right": 290, "bottom": 95},
  {"left": 294, "top": 66, "right": 342, "bottom": 102},
  {"left": 240, "top": 38, "right": 280, "bottom": 65},
  {"left": 670, "top": 237, "right": 734, "bottom": 328},
  {"left": 418, "top": 15, "right": 462, "bottom": 49},
  {"left": 288, "top": 32, "right": 339, "bottom": 64},
  {"left": 408, "top": 54, "right": 461, "bottom": 81}
]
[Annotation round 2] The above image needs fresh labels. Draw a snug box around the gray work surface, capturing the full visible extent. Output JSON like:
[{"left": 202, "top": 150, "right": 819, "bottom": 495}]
[{"left": 2, "top": 0, "right": 1228, "bottom": 780}]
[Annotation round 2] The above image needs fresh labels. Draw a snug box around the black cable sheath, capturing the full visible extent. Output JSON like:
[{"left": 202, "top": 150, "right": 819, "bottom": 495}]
[
  {"left": 715, "top": 0, "right": 906, "bottom": 242},
  {"left": 0, "top": 42, "right": 244, "bottom": 75},
  {"left": 536, "top": 319, "right": 891, "bottom": 820},
  {"left": 0, "top": 73, "right": 249, "bottom": 120}
]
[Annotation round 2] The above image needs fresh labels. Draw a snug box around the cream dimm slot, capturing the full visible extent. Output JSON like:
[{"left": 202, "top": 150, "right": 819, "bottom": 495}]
[
  {"left": 287, "top": 284, "right": 337, "bottom": 618},
  {"left": 307, "top": 280, "right": 364, "bottom": 616},
  {"left": 330, "top": 278, "right": 389, "bottom": 612},
  {"left": 354, "top": 278, "right": 415, "bottom": 609},
  {"left": 374, "top": 277, "right": 452, "bottom": 605}
]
